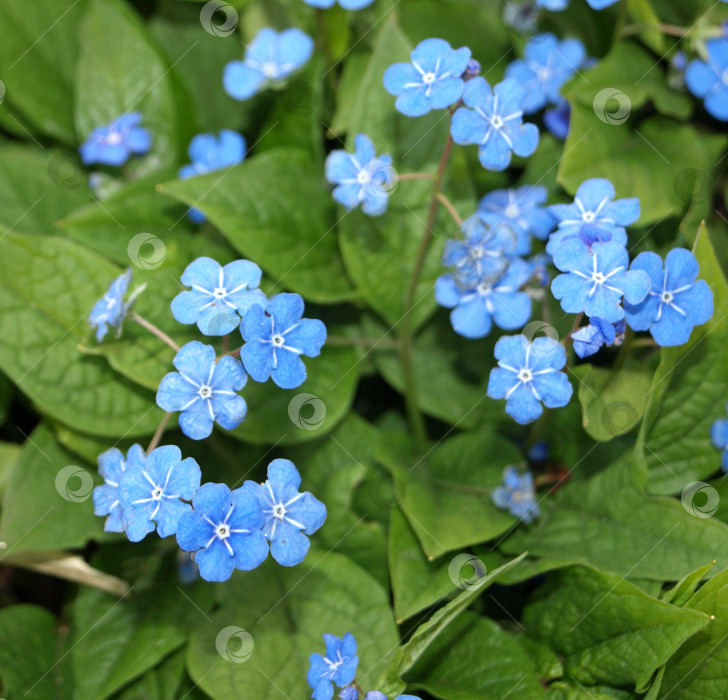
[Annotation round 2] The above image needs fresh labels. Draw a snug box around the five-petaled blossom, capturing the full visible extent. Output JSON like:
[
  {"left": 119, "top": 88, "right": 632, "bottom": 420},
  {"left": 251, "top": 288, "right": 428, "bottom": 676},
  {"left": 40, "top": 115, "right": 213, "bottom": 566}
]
[
  {"left": 487, "top": 335, "right": 573, "bottom": 424},
  {"left": 685, "top": 37, "right": 728, "bottom": 121},
  {"left": 93, "top": 444, "right": 146, "bottom": 533},
  {"left": 451, "top": 77, "right": 539, "bottom": 171},
  {"left": 171, "top": 256, "right": 266, "bottom": 336},
  {"left": 88, "top": 269, "right": 132, "bottom": 342},
  {"left": 223, "top": 28, "right": 314, "bottom": 101},
  {"left": 492, "top": 466, "right": 540, "bottom": 523},
  {"left": 118, "top": 445, "right": 201, "bottom": 542},
  {"left": 242, "top": 459, "right": 326, "bottom": 566},
  {"left": 383, "top": 38, "right": 471, "bottom": 117},
  {"left": 505, "top": 33, "right": 586, "bottom": 113},
  {"left": 546, "top": 178, "right": 640, "bottom": 255},
  {"left": 241, "top": 293, "right": 327, "bottom": 389},
  {"left": 571, "top": 317, "right": 626, "bottom": 359},
  {"left": 79, "top": 112, "right": 152, "bottom": 166},
  {"left": 179, "top": 130, "right": 247, "bottom": 223},
  {"left": 711, "top": 403, "right": 728, "bottom": 472},
  {"left": 302, "top": 0, "right": 374, "bottom": 8},
  {"left": 156, "top": 341, "right": 248, "bottom": 440},
  {"left": 325, "top": 134, "right": 395, "bottom": 216},
  {"left": 308, "top": 633, "right": 359, "bottom": 700},
  {"left": 176, "top": 482, "right": 269, "bottom": 582},
  {"left": 551, "top": 240, "right": 651, "bottom": 323},
  {"left": 624, "top": 248, "right": 714, "bottom": 346}
]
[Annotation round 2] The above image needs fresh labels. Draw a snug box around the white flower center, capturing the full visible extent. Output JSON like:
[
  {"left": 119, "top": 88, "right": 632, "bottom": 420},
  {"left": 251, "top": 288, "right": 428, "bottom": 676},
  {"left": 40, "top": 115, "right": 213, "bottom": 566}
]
[
  {"left": 152, "top": 487, "right": 163, "bottom": 500},
  {"left": 217, "top": 525, "right": 229, "bottom": 538},
  {"left": 537, "top": 67, "right": 552, "bottom": 83},
  {"left": 422, "top": 71, "right": 436, "bottom": 85},
  {"left": 262, "top": 62, "right": 277, "bottom": 79},
  {"left": 272, "top": 334, "right": 285, "bottom": 347},
  {"left": 357, "top": 169, "right": 370, "bottom": 185},
  {"left": 661, "top": 291, "right": 674, "bottom": 304},
  {"left": 582, "top": 211, "right": 596, "bottom": 223},
  {"left": 518, "top": 369, "right": 533, "bottom": 383},
  {"left": 272, "top": 503, "right": 287, "bottom": 520},
  {"left": 491, "top": 115, "right": 504, "bottom": 129},
  {"left": 505, "top": 204, "right": 520, "bottom": 219},
  {"left": 477, "top": 282, "right": 493, "bottom": 295},
  {"left": 592, "top": 272, "right": 606, "bottom": 284},
  {"left": 106, "top": 131, "right": 123, "bottom": 145},
  {"left": 198, "top": 385, "right": 212, "bottom": 399},
  {"left": 213, "top": 287, "right": 226, "bottom": 299}
]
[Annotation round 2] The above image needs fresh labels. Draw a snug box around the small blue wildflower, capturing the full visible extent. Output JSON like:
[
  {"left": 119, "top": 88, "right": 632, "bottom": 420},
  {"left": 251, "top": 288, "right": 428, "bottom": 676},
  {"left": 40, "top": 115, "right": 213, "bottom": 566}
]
[
  {"left": 325, "top": 134, "right": 395, "bottom": 216},
  {"left": 339, "top": 689, "right": 359, "bottom": 700},
  {"left": 240, "top": 293, "right": 327, "bottom": 389},
  {"left": 685, "top": 38, "right": 728, "bottom": 121},
  {"left": 223, "top": 28, "right": 314, "bottom": 101},
  {"left": 711, "top": 404, "right": 728, "bottom": 472},
  {"left": 171, "top": 256, "right": 266, "bottom": 336},
  {"left": 435, "top": 258, "right": 534, "bottom": 339},
  {"left": 528, "top": 440, "right": 549, "bottom": 463},
  {"left": 383, "top": 38, "right": 471, "bottom": 117},
  {"left": 308, "top": 633, "right": 358, "bottom": 700},
  {"left": 546, "top": 178, "right": 640, "bottom": 255},
  {"left": 492, "top": 466, "right": 540, "bottom": 523},
  {"left": 672, "top": 51, "right": 688, "bottom": 73},
  {"left": 156, "top": 341, "right": 248, "bottom": 440},
  {"left": 571, "top": 317, "right": 626, "bottom": 358},
  {"left": 624, "top": 248, "right": 714, "bottom": 346},
  {"left": 530, "top": 253, "right": 552, "bottom": 287},
  {"left": 302, "top": 0, "right": 374, "bottom": 7},
  {"left": 487, "top": 335, "right": 573, "bottom": 424},
  {"left": 118, "top": 445, "right": 201, "bottom": 542},
  {"left": 79, "top": 112, "right": 152, "bottom": 166},
  {"left": 544, "top": 98, "right": 571, "bottom": 140},
  {"left": 463, "top": 58, "right": 481, "bottom": 80},
  {"left": 241, "top": 459, "right": 326, "bottom": 566},
  {"left": 93, "top": 444, "right": 146, "bottom": 533},
  {"left": 505, "top": 34, "right": 585, "bottom": 113},
  {"left": 88, "top": 269, "right": 132, "bottom": 342},
  {"left": 536, "top": 0, "right": 619, "bottom": 9},
  {"left": 551, "top": 240, "right": 651, "bottom": 323},
  {"left": 176, "top": 482, "right": 268, "bottom": 582},
  {"left": 364, "top": 693, "right": 422, "bottom": 700},
  {"left": 451, "top": 77, "right": 539, "bottom": 171},
  {"left": 177, "top": 550, "right": 200, "bottom": 585}
]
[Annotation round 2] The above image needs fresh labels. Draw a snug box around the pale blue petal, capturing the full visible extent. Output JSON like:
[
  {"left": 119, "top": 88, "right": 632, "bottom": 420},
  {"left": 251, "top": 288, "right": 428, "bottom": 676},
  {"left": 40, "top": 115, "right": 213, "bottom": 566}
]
[
  {"left": 271, "top": 349, "right": 307, "bottom": 389},
  {"left": 223, "top": 61, "right": 265, "bottom": 100},
  {"left": 285, "top": 318, "right": 326, "bottom": 356}
]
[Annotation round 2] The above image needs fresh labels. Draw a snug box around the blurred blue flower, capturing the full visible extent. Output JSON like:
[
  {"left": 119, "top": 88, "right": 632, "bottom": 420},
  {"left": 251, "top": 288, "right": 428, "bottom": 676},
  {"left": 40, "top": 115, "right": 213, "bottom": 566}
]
[
  {"left": 487, "top": 335, "right": 573, "bottom": 424},
  {"left": 711, "top": 404, "right": 728, "bottom": 472},
  {"left": 451, "top": 77, "right": 539, "bottom": 171},
  {"left": 505, "top": 34, "right": 585, "bottom": 113},
  {"left": 685, "top": 38, "right": 728, "bottom": 121},
  {"left": 383, "top": 38, "right": 471, "bottom": 117},
  {"left": 118, "top": 445, "right": 201, "bottom": 542},
  {"left": 176, "top": 482, "right": 268, "bottom": 582},
  {"left": 171, "top": 256, "right": 266, "bottom": 336},
  {"left": 492, "top": 466, "right": 540, "bottom": 522},
  {"left": 242, "top": 459, "right": 326, "bottom": 566},
  {"left": 240, "top": 293, "right": 326, "bottom": 389},
  {"left": 79, "top": 112, "right": 151, "bottom": 166},
  {"left": 364, "top": 693, "right": 422, "bottom": 700},
  {"left": 544, "top": 98, "right": 571, "bottom": 139},
  {"left": 88, "top": 269, "right": 132, "bottom": 342},
  {"left": 530, "top": 252, "right": 552, "bottom": 287},
  {"left": 93, "top": 444, "right": 146, "bottom": 533},
  {"left": 223, "top": 28, "right": 313, "bottom": 101},
  {"left": 339, "top": 689, "right": 359, "bottom": 700},
  {"left": 156, "top": 341, "right": 248, "bottom": 440},
  {"left": 536, "top": 0, "right": 619, "bottom": 9},
  {"left": 308, "top": 633, "right": 359, "bottom": 700},
  {"left": 302, "top": 0, "right": 374, "bottom": 7},
  {"left": 325, "top": 133, "right": 395, "bottom": 216},
  {"left": 552, "top": 240, "right": 651, "bottom": 323},
  {"left": 571, "top": 317, "right": 626, "bottom": 358},
  {"left": 624, "top": 248, "right": 714, "bottom": 346}
]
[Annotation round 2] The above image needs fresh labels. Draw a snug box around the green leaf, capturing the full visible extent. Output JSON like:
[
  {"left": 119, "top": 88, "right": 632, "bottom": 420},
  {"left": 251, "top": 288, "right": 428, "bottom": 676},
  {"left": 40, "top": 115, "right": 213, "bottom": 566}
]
[
  {"left": 158, "top": 148, "right": 355, "bottom": 304},
  {"left": 661, "top": 560, "right": 717, "bottom": 607},
  {"left": 576, "top": 363, "right": 653, "bottom": 442},
  {"left": 0, "top": 0, "right": 84, "bottom": 144},
  {"left": 639, "top": 226, "right": 728, "bottom": 494},
  {"left": 0, "top": 424, "right": 105, "bottom": 555},
  {"left": 524, "top": 565, "right": 709, "bottom": 689},
  {"left": 0, "top": 440, "right": 20, "bottom": 502},
  {"left": 113, "top": 649, "right": 187, "bottom": 700},
  {"left": 186, "top": 549, "right": 399, "bottom": 699},
  {"left": 627, "top": 0, "right": 666, "bottom": 54}
]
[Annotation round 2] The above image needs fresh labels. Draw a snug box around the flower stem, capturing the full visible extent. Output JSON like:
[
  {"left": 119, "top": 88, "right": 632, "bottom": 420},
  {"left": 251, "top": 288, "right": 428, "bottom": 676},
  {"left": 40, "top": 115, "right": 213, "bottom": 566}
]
[
  {"left": 147, "top": 412, "right": 172, "bottom": 454},
  {"left": 326, "top": 335, "right": 398, "bottom": 349},
  {"left": 435, "top": 191, "right": 463, "bottom": 227},
  {"left": 129, "top": 312, "right": 180, "bottom": 352},
  {"left": 223, "top": 334, "right": 229, "bottom": 354},
  {"left": 397, "top": 172, "right": 436, "bottom": 181}
]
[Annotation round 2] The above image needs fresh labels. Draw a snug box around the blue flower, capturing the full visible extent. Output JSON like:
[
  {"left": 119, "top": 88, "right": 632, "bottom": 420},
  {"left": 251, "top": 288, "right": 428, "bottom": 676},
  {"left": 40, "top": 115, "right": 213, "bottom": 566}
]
[
  {"left": 176, "top": 482, "right": 269, "bottom": 582},
  {"left": 240, "top": 293, "right": 327, "bottom": 389},
  {"left": 383, "top": 38, "right": 471, "bottom": 117},
  {"left": 156, "top": 341, "right": 248, "bottom": 440},
  {"left": 364, "top": 693, "right": 421, "bottom": 700},
  {"left": 571, "top": 317, "right": 626, "bottom": 358},
  {"left": 505, "top": 34, "right": 585, "bottom": 113},
  {"left": 118, "top": 445, "right": 201, "bottom": 542},
  {"left": 242, "top": 459, "right": 326, "bottom": 566},
  {"left": 308, "top": 633, "right": 358, "bottom": 700},
  {"left": 487, "top": 335, "right": 573, "bottom": 424},
  {"left": 88, "top": 269, "right": 132, "bottom": 342},
  {"left": 79, "top": 113, "right": 152, "bottom": 166},
  {"left": 711, "top": 404, "right": 728, "bottom": 472},
  {"left": 179, "top": 130, "right": 247, "bottom": 223},
  {"left": 492, "top": 466, "right": 540, "bottom": 523},
  {"left": 623, "top": 248, "right": 714, "bottom": 346},
  {"left": 302, "top": 0, "right": 374, "bottom": 7},
  {"left": 536, "top": 0, "right": 619, "bottom": 9},
  {"left": 339, "top": 690, "right": 358, "bottom": 700},
  {"left": 451, "top": 77, "right": 539, "bottom": 171},
  {"left": 477, "top": 185, "right": 556, "bottom": 255},
  {"left": 685, "top": 38, "right": 728, "bottom": 121},
  {"left": 544, "top": 98, "right": 571, "bottom": 140},
  {"left": 93, "top": 444, "right": 146, "bottom": 533},
  {"left": 171, "top": 256, "right": 266, "bottom": 336},
  {"left": 325, "top": 134, "right": 395, "bottom": 216},
  {"left": 223, "top": 28, "right": 313, "bottom": 101},
  {"left": 435, "top": 258, "right": 534, "bottom": 339},
  {"left": 546, "top": 178, "right": 640, "bottom": 255},
  {"left": 530, "top": 252, "right": 552, "bottom": 287},
  {"left": 551, "top": 241, "right": 651, "bottom": 323}
]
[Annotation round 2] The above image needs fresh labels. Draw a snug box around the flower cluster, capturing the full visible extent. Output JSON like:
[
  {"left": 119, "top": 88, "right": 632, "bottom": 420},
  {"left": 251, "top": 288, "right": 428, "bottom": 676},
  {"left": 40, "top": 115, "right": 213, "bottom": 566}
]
[{"left": 492, "top": 466, "right": 540, "bottom": 523}]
